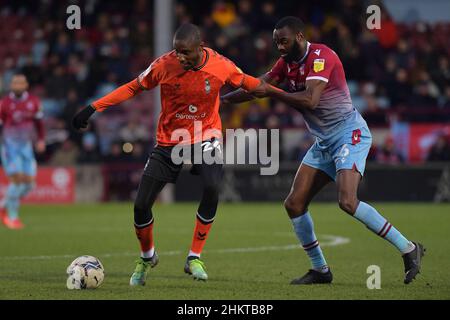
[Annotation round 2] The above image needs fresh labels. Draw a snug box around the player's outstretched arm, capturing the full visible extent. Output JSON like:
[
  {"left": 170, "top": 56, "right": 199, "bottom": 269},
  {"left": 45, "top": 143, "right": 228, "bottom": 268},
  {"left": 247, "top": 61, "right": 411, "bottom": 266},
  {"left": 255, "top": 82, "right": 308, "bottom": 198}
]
[
  {"left": 34, "top": 118, "right": 46, "bottom": 153},
  {"left": 251, "top": 79, "right": 327, "bottom": 111},
  {"left": 72, "top": 79, "right": 143, "bottom": 130},
  {"left": 221, "top": 74, "right": 279, "bottom": 104}
]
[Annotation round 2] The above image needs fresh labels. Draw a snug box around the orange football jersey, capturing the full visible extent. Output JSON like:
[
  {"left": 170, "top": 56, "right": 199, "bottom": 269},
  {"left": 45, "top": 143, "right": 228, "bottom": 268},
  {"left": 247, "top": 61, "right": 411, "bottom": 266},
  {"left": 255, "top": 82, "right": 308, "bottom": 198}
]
[{"left": 137, "top": 47, "right": 257, "bottom": 146}]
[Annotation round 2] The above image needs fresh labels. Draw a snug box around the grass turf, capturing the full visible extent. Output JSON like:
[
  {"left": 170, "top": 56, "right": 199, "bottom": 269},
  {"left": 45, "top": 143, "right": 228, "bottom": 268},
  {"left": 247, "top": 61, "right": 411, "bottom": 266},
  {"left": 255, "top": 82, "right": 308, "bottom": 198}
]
[{"left": 0, "top": 202, "right": 449, "bottom": 300}]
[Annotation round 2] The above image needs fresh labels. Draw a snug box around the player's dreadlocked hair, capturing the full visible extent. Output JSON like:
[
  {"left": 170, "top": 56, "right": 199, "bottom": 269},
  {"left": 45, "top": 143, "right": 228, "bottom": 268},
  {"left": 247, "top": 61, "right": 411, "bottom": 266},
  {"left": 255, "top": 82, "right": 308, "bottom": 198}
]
[
  {"left": 174, "top": 23, "right": 202, "bottom": 45},
  {"left": 275, "top": 16, "right": 305, "bottom": 33}
]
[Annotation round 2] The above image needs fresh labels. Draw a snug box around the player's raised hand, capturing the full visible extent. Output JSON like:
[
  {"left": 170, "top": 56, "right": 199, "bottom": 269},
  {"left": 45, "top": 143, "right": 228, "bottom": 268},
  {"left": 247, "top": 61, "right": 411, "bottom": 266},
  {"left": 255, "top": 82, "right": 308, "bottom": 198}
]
[{"left": 72, "top": 105, "right": 96, "bottom": 130}]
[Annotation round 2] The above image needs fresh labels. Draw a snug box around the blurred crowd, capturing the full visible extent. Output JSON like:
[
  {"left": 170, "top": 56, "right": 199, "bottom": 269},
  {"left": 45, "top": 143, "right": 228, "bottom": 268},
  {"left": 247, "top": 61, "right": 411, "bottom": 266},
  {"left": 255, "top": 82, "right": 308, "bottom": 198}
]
[{"left": 0, "top": 0, "right": 449, "bottom": 165}]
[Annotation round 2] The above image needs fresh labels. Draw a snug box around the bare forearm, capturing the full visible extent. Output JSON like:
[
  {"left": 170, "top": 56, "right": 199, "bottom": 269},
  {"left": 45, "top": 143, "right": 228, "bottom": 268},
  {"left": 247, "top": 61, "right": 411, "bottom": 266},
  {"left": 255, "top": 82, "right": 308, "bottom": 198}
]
[
  {"left": 34, "top": 118, "right": 45, "bottom": 141},
  {"left": 221, "top": 88, "right": 256, "bottom": 103},
  {"left": 222, "top": 73, "right": 275, "bottom": 104},
  {"left": 268, "top": 87, "right": 315, "bottom": 110}
]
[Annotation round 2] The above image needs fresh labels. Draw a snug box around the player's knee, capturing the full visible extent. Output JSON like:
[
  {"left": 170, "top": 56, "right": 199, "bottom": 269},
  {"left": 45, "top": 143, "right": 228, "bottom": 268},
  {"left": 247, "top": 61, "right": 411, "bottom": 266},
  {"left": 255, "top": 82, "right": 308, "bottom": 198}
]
[
  {"left": 338, "top": 197, "right": 358, "bottom": 215},
  {"left": 133, "top": 201, "right": 153, "bottom": 225},
  {"left": 284, "top": 196, "right": 307, "bottom": 217},
  {"left": 9, "top": 174, "right": 21, "bottom": 184}
]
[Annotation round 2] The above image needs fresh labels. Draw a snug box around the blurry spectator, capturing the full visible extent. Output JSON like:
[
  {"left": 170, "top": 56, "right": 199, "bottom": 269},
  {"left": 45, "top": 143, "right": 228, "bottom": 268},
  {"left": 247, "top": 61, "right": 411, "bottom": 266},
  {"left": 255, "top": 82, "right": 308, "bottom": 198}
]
[
  {"left": 118, "top": 113, "right": 150, "bottom": 143},
  {"left": 409, "top": 80, "right": 438, "bottom": 108},
  {"left": 256, "top": 1, "right": 277, "bottom": 31},
  {"left": 427, "top": 134, "right": 450, "bottom": 162},
  {"left": 78, "top": 132, "right": 101, "bottom": 163},
  {"left": 174, "top": 3, "right": 192, "bottom": 25},
  {"left": 103, "top": 141, "right": 128, "bottom": 163},
  {"left": 53, "top": 33, "right": 73, "bottom": 64},
  {"left": 376, "top": 136, "right": 404, "bottom": 164},
  {"left": 61, "top": 91, "right": 85, "bottom": 147},
  {"left": 130, "top": 140, "right": 149, "bottom": 163},
  {"left": 243, "top": 103, "right": 266, "bottom": 128},
  {"left": 334, "top": 20, "right": 360, "bottom": 79},
  {"left": 49, "top": 139, "right": 80, "bottom": 166},
  {"left": 357, "top": 29, "right": 384, "bottom": 81},
  {"left": 45, "top": 65, "right": 71, "bottom": 100},
  {"left": 1, "top": 57, "right": 17, "bottom": 93},
  {"left": 390, "top": 68, "right": 412, "bottom": 107},
  {"left": 19, "top": 55, "right": 44, "bottom": 87},
  {"left": 441, "top": 86, "right": 450, "bottom": 108},
  {"left": 237, "top": 0, "right": 259, "bottom": 31},
  {"left": 289, "top": 134, "right": 314, "bottom": 161},
  {"left": 431, "top": 56, "right": 450, "bottom": 92},
  {"left": 370, "top": 10, "right": 399, "bottom": 50},
  {"left": 93, "top": 72, "right": 118, "bottom": 100},
  {"left": 211, "top": 1, "right": 237, "bottom": 28},
  {"left": 31, "top": 29, "right": 48, "bottom": 65},
  {"left": 271, "top": 102, "right": 293, "bottom": 127},
  {"left": 362, "top": 95, "right": 387, "bottom": 126}
]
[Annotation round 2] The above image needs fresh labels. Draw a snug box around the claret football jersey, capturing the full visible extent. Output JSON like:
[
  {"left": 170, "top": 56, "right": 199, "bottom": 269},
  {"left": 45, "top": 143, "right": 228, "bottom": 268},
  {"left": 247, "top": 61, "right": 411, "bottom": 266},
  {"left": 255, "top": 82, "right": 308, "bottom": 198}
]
[{"left": 267, "top": 42, "right": 365, "bottom": 141}]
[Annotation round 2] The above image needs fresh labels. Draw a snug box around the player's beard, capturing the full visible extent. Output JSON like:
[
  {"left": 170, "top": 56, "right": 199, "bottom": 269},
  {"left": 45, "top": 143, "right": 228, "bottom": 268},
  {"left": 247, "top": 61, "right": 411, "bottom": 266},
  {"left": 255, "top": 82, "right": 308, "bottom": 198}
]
[
  {"left": 282, "top": 41, "right": 302, "bottom": 63},
  {"left": 13, "top": 90, "right": 25, "bottom": 98}
]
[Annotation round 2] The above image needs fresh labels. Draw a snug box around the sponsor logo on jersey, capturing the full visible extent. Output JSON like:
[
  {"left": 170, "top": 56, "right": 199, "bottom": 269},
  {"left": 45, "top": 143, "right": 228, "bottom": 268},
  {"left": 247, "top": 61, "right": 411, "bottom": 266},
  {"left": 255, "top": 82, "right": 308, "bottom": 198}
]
[
  {"left": 175, "top": 112, "right": 206, "bottom": 120},
  {"left": 313, "top": 59, "right": 325, "bottom": 73},
  {"left": 189, "top": 104, "right": 198, "bottom": 113},
  {"left": 314, "top": 49, "right": 321, "bottom": 56}
]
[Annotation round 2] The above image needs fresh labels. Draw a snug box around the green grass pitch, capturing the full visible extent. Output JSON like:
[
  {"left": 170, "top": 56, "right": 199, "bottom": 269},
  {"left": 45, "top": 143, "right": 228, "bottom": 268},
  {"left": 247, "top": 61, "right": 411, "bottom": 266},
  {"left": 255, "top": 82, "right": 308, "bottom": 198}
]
[{"left": 0, "top": 202, "right": 449, "bottom": 300}]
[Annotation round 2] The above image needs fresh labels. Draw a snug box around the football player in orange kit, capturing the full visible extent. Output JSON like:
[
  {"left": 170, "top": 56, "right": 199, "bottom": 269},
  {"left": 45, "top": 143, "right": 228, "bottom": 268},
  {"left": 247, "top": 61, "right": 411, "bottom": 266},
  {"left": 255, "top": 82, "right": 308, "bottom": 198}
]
[{"left": 72, "top": 23, "right": 266, "bottom": 285}]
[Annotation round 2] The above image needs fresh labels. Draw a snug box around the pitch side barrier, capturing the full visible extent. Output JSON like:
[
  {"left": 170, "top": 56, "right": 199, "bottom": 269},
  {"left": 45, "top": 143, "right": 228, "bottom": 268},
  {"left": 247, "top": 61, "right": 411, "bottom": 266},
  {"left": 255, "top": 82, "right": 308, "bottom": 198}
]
[
  {"left": 62, "top": 163, "right": 450, "bottom": 203},
  {"left": 174, "top": 163, "right": 450, "bottom": 202}
]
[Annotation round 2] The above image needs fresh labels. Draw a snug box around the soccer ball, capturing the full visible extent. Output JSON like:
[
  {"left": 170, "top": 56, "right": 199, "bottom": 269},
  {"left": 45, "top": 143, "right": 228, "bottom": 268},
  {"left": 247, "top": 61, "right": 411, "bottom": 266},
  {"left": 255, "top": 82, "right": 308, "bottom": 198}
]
[{"left": 66, "top": 255, "right": 105, "bottom": 290}]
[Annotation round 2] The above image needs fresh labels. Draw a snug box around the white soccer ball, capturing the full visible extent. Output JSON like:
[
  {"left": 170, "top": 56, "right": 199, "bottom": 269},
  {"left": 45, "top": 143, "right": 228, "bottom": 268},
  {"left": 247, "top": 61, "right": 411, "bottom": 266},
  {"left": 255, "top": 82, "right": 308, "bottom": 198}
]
[{"left": 66, "top": 255, "right": 105, "bottom": 290}]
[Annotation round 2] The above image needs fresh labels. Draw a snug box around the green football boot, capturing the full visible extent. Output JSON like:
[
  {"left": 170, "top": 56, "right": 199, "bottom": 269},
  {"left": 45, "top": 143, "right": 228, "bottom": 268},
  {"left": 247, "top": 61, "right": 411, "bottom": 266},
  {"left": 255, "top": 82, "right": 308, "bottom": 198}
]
[
  {"left": 184, "top": 257, "right": 208, "bottom": 281},
  {"left": 129, "top": 253, "right": 159, "bottom": 286}
]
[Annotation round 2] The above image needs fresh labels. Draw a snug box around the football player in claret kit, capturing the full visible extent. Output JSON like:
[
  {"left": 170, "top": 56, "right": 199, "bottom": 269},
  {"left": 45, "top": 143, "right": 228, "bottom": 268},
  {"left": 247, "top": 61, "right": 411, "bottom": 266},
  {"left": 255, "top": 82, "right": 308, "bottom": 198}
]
[
  {"left": 72, "top": 23, "right": 265, "bottom": 285},
  {"left": 224, "top": 16, "right": 425, "bottom": 285},
  {"left": 0, "top": 74, "right": 46, "bottom": 229}
]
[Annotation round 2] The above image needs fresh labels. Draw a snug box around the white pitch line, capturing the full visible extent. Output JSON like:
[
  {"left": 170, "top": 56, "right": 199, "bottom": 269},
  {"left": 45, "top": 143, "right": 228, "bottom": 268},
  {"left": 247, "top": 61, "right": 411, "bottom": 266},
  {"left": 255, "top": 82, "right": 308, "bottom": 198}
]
[{"left": 0, "top": 234, "right": 349, "bottom": 261}]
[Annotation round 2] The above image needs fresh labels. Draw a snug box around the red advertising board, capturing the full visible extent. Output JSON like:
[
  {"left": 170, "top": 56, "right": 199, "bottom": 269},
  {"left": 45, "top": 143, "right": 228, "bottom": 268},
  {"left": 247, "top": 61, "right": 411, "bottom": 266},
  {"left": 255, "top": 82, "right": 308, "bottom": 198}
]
[
  {"left": 0, "top": 167, "right": 75, "bottom": 203},
  {"left": 408, "top": 124, "right": 450, "bottom": 162}
]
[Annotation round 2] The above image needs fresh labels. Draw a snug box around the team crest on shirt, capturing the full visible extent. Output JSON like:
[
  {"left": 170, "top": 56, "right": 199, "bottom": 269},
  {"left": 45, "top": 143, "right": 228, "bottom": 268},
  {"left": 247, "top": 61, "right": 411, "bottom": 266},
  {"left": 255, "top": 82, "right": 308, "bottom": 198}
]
[
  {"left": 205, "top": 79, "right": 211, "bottom": 94},
  {"left": 313, "top": 59, "right": 325, "bottom": 72}
]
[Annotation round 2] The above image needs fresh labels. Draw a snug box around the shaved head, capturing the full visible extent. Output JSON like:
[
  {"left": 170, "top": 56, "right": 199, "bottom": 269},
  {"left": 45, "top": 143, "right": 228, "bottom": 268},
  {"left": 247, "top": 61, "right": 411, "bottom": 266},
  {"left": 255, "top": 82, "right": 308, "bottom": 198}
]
[
  {"left": 173, "top": 23, "right": 204, "bottom": 70},
  {"left": 173, "top": 23, "right": 201, "bottom": 46}
]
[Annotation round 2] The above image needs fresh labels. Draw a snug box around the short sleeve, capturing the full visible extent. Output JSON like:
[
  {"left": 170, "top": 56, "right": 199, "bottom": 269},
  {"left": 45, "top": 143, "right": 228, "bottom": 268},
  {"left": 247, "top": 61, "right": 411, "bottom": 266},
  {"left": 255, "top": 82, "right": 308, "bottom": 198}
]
[
  {"left": 137, "top": 58, "right": 165, "bottom": 90},
  {"left": 266, "top": 58, "right": 286, "bottom": 83},
  {"left": 305, "top": 48, "right": 337, "bottom": 83}
]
